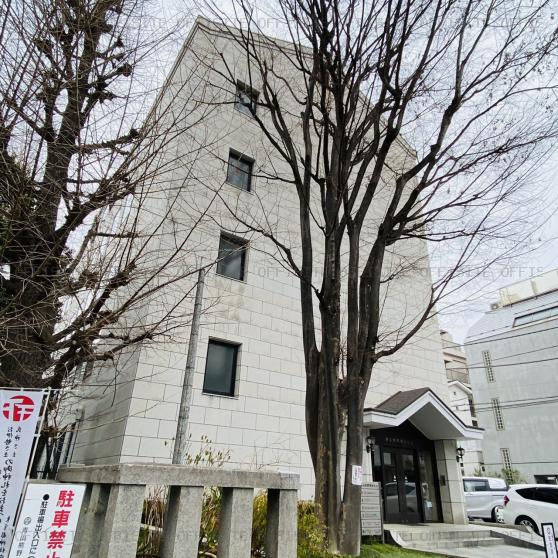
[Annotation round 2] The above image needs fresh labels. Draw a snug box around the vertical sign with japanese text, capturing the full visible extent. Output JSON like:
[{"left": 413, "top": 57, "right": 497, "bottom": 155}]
[
  {"left": 0, "top": 390, "right": 44, "bottom": 558},
  {"left": 542, "top": 523, "right": 558, "bottom": 558},
  {"left": 8, "top": 483, "right": 85, "bottom": 558}
]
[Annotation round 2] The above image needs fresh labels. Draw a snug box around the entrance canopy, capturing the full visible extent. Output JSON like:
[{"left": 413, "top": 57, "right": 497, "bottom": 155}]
[{"left": 363, "top": 388, "right": 483, "bottom": 440}]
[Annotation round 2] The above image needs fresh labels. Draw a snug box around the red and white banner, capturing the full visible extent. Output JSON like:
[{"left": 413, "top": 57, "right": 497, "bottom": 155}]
[
  {"left": 8, "top": 483, "right": 85, "bottom": 558},
  {"left": 0, "top": 390, "right": 45, "bottom": 558}
]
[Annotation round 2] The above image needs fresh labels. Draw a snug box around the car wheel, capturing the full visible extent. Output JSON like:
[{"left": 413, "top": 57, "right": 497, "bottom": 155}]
[
  {"left": 491, "top": 506, "right": 504, "bottom": 523},
  {"left": 516, "top": 516, "right": 539, "bottom": 534}
]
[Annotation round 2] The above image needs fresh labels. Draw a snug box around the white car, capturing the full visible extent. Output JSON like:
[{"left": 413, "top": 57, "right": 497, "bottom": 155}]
[
  {"left": 502, "top": 484, "right": 558, "bottom": 534},
  {"left": 463, "top": 476, "right": 508, "bottom": 522}
]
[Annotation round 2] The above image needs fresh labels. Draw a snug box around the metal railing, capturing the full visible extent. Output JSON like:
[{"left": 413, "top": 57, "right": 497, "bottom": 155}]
[{"left": 57, "top": 464, "right": 299, "bottom": 558}]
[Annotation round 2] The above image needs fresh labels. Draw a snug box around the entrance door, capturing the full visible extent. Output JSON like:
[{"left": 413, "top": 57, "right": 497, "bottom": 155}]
[{"left": 383, "top": 448, "right": 421, "bottom": 523}]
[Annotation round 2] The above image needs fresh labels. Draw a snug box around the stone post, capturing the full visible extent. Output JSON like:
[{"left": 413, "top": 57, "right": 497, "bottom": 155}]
[
  {"left": 161, "top": 485, "right": 204, "bottom": 558},
  {"left": 435, "top": 439, "right": 467, "bottom": 524},
  {"left": 218, "top": 487, "right": 254, "bottom": 558},
  {"left": 71, "top": 483, "right": 110, "bottom": 558},
  {"left": 265, "top": 488, "right": 297, "bottom": 558},
  {"left": 98, "top": 484, "right": 145, "bottom": 558}
]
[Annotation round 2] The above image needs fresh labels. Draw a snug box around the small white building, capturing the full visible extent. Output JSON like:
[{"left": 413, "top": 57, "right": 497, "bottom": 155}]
[
  {"left": 441, "top": 331, "right": 483, "bottom": 476},
  {"left": 62, "top": 18, "right": 482, "bottom": 524},
  {"left": 465, "top": 269, "right": 558, "bottom": 484}
]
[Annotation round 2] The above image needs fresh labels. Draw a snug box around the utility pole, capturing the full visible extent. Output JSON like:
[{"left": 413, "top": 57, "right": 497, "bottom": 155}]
[{"left": 172, "top": 267, "right": 205, "bottom": 464}]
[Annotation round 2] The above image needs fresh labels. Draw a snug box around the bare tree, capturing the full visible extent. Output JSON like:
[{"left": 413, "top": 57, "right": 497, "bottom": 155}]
[
  {"left": 0, "top": 0, "right": 222, "bottom": 466},
  {"left": 198, "top": 1, "right": 558, "bottom": 553}
]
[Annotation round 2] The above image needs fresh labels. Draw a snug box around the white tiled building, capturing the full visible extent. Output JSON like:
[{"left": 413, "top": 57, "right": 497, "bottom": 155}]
[
  {"left": 63, "top": 18, "right": 481, "bottom": 524},
  {"left": 465, "top": 270, "right": 558, "bottom": 484}
]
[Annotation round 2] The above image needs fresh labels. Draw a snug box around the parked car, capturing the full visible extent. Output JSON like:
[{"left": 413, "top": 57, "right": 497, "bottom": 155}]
[
  {"left": 462, "top": 476, "right": 508, "bottom": 522},
  {"left": 502, "top": 484, "right": 558, "bottom": 534}
]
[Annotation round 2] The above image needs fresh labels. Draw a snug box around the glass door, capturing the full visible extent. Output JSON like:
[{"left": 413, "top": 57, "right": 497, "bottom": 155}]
[{"left": 382, "top": 448, "right": 421, "bottom": 523}]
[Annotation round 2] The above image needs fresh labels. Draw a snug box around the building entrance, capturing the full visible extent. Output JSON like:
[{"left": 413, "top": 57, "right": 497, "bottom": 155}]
[{"left": 371, "top": 422, "right": 441, "bottom": 523}]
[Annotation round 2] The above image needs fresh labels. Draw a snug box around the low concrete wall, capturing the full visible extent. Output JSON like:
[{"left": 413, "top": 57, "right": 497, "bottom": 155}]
[{"left": 58, "top": 464, "right": 299, "bottom": 558}]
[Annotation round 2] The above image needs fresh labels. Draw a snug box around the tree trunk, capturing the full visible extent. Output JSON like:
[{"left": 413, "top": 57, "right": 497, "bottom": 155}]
[
  {"left": 339, "top": 384, "right": 365, "bottom": 555},
  {"left": 313, "top": 354, "right": 342, "bottom": 552}
]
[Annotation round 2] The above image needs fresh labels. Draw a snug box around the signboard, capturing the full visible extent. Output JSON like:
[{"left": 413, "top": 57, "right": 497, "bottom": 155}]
[
  {"left": 8, "top": 483, "right": 85, "bottom": 558},
  {"left": 361, "top": 482, "right": 383, "bottom": 537},
  {"left": 542, "top": 523, "right": 558, "bottom": 558},
  {"left": 0, "top": 390, "right": 45, "bottom": 558},
  {"left": 352, "top": 465, "right": 363, "bottom": 486}
]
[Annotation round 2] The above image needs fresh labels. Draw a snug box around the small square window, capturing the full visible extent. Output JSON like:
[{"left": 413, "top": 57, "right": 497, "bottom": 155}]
[
  {"left": 203, "top": 340, "right": 239, "bottom": 396},
  {"left": 235, "top": 81, "right": 258, "bottom": 116},
  {"left": 216, "top": 234, "right": 247, "bottom": 281},
  {"left": 226, "top": 150, "right": 253, "bottom": 191}
]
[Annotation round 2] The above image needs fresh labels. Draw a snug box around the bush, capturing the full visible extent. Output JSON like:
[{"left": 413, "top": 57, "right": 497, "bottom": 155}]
[
  {"left": 199, "top": 486, "right": 222, "bottom": 556},
  {"left": 251, "top": 492, "right": 328, "bottom": 558}
]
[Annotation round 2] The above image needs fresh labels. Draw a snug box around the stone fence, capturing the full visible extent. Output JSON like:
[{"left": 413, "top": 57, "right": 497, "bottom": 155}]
[{"left": 57, "top": 464, "right": 299, "bottom": 558}]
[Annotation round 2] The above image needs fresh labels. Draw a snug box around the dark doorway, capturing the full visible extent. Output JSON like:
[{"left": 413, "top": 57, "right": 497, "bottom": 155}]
[
  {"left": 382, "top": 448, "right": 421, "bottom": 523},
  {"left": 371, "top": 421, "right": 441, "bottom": 523}
]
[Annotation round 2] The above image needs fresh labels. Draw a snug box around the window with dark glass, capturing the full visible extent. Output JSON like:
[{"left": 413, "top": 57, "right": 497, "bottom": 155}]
[
  {"left": 235, "top": 81, "right": 258, "bottom": 116},
  {"left": 226, "top": 150, "right": 253, "bottom": 191},
  {"left": 202, "top": 340, "right": 239, "bottom": 396},
  {"left": 216, "top": 234, "right": 247, "bottom": 281},
  {"left": 463, "top": 479, "right": 489, "bottom": 492}
]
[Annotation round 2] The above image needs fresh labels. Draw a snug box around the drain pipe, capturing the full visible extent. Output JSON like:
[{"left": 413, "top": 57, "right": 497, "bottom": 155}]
[{"left": 172, "top": 267, "right": 205, "bottom": 464}]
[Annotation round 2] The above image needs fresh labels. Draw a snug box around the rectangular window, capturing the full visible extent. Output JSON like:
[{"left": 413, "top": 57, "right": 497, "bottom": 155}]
[
  {"left": 203, "top": 340, "right": 239, "bottom": 396},
  {"left": 492, "top": 398, "right": 505, "bottom": 430},
  {"left": 226, "top": 150, "right": 253, "bottom": 191},
  {"left": 482, "top": 350, "right": 495, "bottom": 382},
  {"left": 235, "top": 81, "right": 258, "bottom": 116},
  {"left": 501, "top": 448, "right": 512, "bottom": 470},
  {"left": 216, "top": 234, "right": 247, "bottom": 281},
  {"left": 513, "top": 305, "right": 558, "bottom": 327}
]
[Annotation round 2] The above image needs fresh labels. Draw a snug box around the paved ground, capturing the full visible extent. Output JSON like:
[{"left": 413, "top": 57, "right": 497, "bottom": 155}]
[
  {"left": 384, "top": 522, "right": 546, "bottom": 557},
  {"left": 451, "top": 543, "right": 544, "bottom": 557}
]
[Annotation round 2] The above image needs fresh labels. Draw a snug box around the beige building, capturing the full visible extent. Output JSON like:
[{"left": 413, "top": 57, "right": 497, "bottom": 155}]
[{"left": 62, "top": 18, "right": 481, "bottom": 525}]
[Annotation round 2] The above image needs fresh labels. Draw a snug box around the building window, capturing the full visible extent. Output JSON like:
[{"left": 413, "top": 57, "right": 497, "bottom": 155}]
[
  {"left": 226, "top": 150, "right": 253, "bottom": 191},
  {"left": 216, "top": 234, "right": 247, "bottom": 281},
  {"left": 501, "top": 448, "right": 512, "bottom": 470},
  {"left": 492, "top": 398, "right": 505, "bottom": 430},
  {"left": 482, "top": 350, "right": 495, "bottom": 382},
  {"left": 203, "top": 340, "right": 239, "bottom": 396},
  {"left": 513, "top": 304, "right": 558, "bottom": 327},
  {"left": 235, "top": 81, "right": 258, "bottom": 116}
]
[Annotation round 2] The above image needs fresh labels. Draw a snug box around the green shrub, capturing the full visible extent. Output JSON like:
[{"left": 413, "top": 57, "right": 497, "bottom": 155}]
[
  {"left": 251, "top": 492, "right": 328, "bottom": 558},
  {"left": 199, "top": 486, "right": 222, "bottom": 556}
]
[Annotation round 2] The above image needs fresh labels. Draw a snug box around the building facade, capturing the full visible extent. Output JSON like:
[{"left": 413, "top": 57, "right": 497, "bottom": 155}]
[
  {"left": 441, "top": 331, "right": 483, "bottom": 476},
  {"left": 62, "top": 18, "right": 482, "bottom": 524},
  {"left": 465, "top": 269, "right": 558, "bottom": 484}
]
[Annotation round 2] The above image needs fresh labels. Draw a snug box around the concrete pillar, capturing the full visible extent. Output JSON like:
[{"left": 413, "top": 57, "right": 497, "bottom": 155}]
[
  {"left": 265, "top": 489, "right": 297, "bottom": 558},
  {"left": 71, "top": 483, "right": 110, "bottom": 558},
  {"left": 435, "top": 440, "right": 467, "bottom": 524},
  {"left": 218, "top": 487, "right": 254, "bottom": 558},
  {"left": 161, "top": 485, "right": 204, "bottom": 558},
  {"left": 98, "top": 484, "right": 145, "bottom": 558}
]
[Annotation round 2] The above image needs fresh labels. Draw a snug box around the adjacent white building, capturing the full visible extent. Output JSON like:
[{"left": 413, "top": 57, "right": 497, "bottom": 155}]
[
  {"left": 465, "top": 269, "right": 558, "bottom": 484},
  {"left": 61, "top": 17, "right": 482, "bottom": 524},
  {"left": 441, "top": 331, "right": 483, "bottom": 476}
]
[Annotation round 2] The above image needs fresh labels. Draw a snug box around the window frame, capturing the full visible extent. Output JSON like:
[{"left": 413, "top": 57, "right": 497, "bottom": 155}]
[
  {"left": 482, "top": 350, "right": 495, "bottom": 382},
  {"left": 234, "top": 81, "right": 258, "bottom": 117},
  {"left": 492, "top": 399, "right": 505, "bottom": 430},
  {"left": 202, "top": 339, "right": 240, "bottom": 397},
  {"left": 501, "top": 447, "right": 512, "bottom": 469},
  {"left": 216, "top": 233, "right": 248, "bottom": 281},
  {"left": 463, "top": 479, "right": 490, "bottom": 493},
  {"left": 226, "top": 149, "right": 254, "bottom": 192}
]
